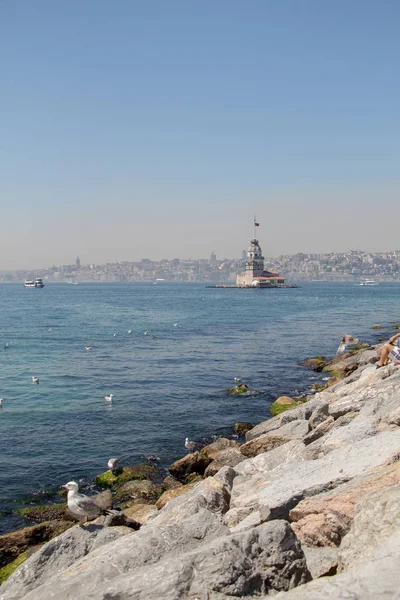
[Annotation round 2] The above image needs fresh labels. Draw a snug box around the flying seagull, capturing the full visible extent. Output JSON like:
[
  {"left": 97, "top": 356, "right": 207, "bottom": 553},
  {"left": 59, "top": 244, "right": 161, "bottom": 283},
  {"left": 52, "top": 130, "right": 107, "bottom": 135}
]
[
  {"left": 104, "top": 394, "right": 113, "bottom": 402},
  {"left": 32, "top": 376, "right": 39, "bottom": 384},
  {"left": 336, "top": 334, "right": 360, "bottom": 355},
  {"left": 107, "top": 457, "right": 120, "bottom": 474},
  {"left": 85, "top": 346, "right": 93, "bottom": 351},
  {"left": 61, "top": 481, "right": 110, "bottom": 526},
  {"left": 152, "top": 335, "right": 158, "bottom": 339}
]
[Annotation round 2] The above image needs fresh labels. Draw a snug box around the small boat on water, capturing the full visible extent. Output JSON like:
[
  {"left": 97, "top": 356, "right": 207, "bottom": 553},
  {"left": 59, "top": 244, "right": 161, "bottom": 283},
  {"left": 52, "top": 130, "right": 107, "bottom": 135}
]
[
  {"left": 359, "top": 279, "right": 378, "bottom": 286},
  {"left": 24, "top": 278, "right": 45, "bottom": 288}
]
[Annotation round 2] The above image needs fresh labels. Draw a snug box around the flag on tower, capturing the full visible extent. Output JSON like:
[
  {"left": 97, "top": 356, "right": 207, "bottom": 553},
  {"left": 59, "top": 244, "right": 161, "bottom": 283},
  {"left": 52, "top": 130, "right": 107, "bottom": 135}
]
[{"left": 254, "top": 220, "right": 260, "bottom": 226}]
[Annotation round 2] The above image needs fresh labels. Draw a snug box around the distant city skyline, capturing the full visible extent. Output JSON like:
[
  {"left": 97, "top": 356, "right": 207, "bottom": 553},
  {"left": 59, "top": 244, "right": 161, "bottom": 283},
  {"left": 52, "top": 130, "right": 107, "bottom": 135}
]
[{"left": 1, "top": 2, "right": 400, "bottom": 269}]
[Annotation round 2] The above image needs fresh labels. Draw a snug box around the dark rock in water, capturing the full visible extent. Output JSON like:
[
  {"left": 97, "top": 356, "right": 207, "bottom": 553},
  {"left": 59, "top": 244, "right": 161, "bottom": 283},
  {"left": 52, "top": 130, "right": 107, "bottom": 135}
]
[
  {"left": 302, "top": 356, "right": 329, "bottom": 371},
  {"left": 17, "top": 503, "right": 69, "bottom": 524},
  {"left": 168, "top": 451, "right": 211, "bottom": 482},
  {"left": 233, "top": 422, "right": 254, "bottom": 437},
  {"left": 226, "top": 383, "right": 250, "bottom": 395}
]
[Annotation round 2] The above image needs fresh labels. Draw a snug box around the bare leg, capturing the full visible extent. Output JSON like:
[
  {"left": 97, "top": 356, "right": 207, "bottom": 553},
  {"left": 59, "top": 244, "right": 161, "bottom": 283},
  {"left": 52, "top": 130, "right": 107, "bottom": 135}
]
[{"left": 377, "top": 343, "right": 393, "bottom": 366}]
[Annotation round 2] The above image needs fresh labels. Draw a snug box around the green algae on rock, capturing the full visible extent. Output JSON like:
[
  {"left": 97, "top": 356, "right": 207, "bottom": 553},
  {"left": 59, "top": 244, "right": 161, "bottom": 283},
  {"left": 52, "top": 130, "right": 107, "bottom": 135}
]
[
  {"left": 226, "top": 383, "right": 250, "bottom": 396},
  {"left": 302, "top": 356, "right": 329, "bottom": 371},
  {"left": 371, "top": 324, "right": 385, "bottom": 329},
  {"left": 94, "top": 465, "right": 159, "bottom": 490},
  {"left": 0, "top": 551, "right": 28, "bottom": 584},
  {"left": 269, "top": 396, "right": 299, "bottom": 416},
  {"left": 17, "top": 503, "right": 69, "bottom": 524},
  {"left": 233, "top": 422, "right": 255, "bottom": 437}
]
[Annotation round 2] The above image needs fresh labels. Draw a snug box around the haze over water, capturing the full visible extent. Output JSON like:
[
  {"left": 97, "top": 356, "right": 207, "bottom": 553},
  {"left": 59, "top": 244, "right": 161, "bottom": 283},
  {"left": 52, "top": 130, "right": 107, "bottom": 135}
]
[{"left": 0, "top": 281, "right": 398, "bottom": 533}]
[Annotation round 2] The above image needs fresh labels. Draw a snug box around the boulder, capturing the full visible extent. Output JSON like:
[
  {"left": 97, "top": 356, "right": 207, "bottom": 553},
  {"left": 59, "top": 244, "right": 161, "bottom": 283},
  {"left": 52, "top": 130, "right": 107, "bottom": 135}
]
[
  {"left": 309, "top": 403, "right": 330, "bottom": 428},
  {"left": 16, "top": 504, "right": 69, "bottom": 524},
  {"left": 168, "top": 451, "right": 211, "bottom": 481},
  {"left": 272, "top": 531, "right": 400, "bottom": 600},
  {"left": 290, "top": 460, "right": 400, "bottom": 548},
  {"left": 302, "top": 356, "right": 329, "bottom": 371},
  {"left": 94, "top": 464, "right": 159, "bottom": 489},
  {"left": 240, "top": 420, "right": 310, "bottom": 458},
  {"left": 200, "top": 437, "right": 240, "bottom": 460},
  {"left": 303, "top": 416, "right": 334, "bottom": 445},
  {"left": 160, "top": 475, "right": 182, "bottom": 490},
  {"left": 0, "top": 525, "right": 132, "bottom": 600},
  {"left": 269, "top": 396, "right": 299, "bottom": 416},
  {"left": 338, "top": 482, "right": 400, "bottom": 571},
  {"left": 204, "top": 447, "right": 244, "bottom": 476},
  {"left": 122, "top": 503, "right": 158, "bottom": 524},
  {"left": 301, "top": 545, "right": 338, "bottom": 578},
  {"left": 155, "top": 480, "right": 199, "bottom": 509},
  {"left": 4, "top": 520, "right": 310, "bottom": 600},
  {"left": 232, "top": 422, "right": 254, "bottom": 436},
  {"left": 245, "top": 414, "right": 284, "bottom": 441},
  {"left": 114, "top": 479, "right": 161, "bottom": 503}
]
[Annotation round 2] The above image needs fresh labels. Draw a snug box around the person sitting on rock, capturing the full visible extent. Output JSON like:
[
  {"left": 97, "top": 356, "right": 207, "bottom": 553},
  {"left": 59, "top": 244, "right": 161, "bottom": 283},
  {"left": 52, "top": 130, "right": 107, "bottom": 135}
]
[{"left": 376, "top": 332, "right": 400, "bottom": 367}]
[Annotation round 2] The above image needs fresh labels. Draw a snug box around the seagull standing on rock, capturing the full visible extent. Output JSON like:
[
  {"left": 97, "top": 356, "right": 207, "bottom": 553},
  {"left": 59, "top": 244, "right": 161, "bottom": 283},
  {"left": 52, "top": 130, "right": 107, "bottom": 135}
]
[
  {"left": 185, "top": 437, "right": 197, "bottom": 452},
  {"left": 61, "top": 481, "right": 110, "bottom": 526},
  {"left": 107, "top": 457, "right": 120, "bottom": 474}
]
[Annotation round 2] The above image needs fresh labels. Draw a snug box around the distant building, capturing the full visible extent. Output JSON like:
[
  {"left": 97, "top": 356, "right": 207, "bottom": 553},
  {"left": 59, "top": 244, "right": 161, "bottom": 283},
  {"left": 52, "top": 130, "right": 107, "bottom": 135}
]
[
  {"left": 210, "top": 251, "right": 216, "bottom": 264},
  {"left": 236, "top": 238, "right": 285, "bottom": 287},
  {"left": 76, "top": 256, "right": 81, "bottom": 270}
]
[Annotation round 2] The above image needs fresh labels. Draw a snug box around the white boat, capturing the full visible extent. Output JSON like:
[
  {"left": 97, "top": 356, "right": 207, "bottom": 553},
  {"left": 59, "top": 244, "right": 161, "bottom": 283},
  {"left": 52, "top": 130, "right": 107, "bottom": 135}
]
[
  {"left": 359, "top": 279, "right": 378, "bottom": 286},
  {"left": 24, "top": 278, "right": 45, "bottom": 288}
]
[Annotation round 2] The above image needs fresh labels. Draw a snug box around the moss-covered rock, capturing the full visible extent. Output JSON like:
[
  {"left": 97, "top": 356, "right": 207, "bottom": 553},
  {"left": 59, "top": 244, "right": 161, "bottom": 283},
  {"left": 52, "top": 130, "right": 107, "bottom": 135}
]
[
  {"left": 233, "top": 422, "right": 254, "bottom": 437},
  {"left": 393, "top": 324, "right": 400, "bottom": 330},
  {"left": 371, "top": 324, "right": 384, "bottom": 329},
  {"left": 302, "top": 356, "right": 329, "bottom": 372},
  {"left": 17, "top": 503, "right": 68, "bottom": 524},
  {"left": 226, "top": 384, "right": 250, "bottom": 396},
  {"left": 269, "top": 396, "right": 299, "bottom": 416},
  {"left": 0, "top": 551, "right": 27, "bottom": 584},
  {"left": 348, "top": 344, "right": 370, "bottom": 354},
  {"left": 94, "top": 465, "right": 158, "bottom": 490},
  {"left": 114, "top": 479, "right": 162, "bottom": 504}
]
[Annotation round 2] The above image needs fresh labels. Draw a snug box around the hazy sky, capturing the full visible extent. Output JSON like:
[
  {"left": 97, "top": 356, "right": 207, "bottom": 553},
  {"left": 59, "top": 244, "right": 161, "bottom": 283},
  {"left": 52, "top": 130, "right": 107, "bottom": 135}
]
[{"left": 1, "top": 1, "right": 399, "bottom": 269}]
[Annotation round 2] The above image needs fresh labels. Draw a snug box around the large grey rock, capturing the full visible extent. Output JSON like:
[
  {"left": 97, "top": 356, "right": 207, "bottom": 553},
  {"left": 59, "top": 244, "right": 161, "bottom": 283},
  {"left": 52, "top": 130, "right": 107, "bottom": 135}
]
[
  {"left": 301, "top": 545, "right": 338, "bottom": 579},
  {"left": 338, "top": 482, "right": 400, "bottom": 571},
  {"left": 204, "top": 447, "right": 244, "bottom": 476},
  {"left": 0, "top": 525, "right": 132, "bottom": 600},
  {"left": 13, "top": 521, "right": 310, "bottom": 600},
  {"left": 271, "top": 531, "right": 400, "bottom": 600},
  {"left": 240, "top": 420, "right": 310, "bottom": 458},
  {"left": 225, "top": 431, "right": 400, "bottom": 529},
  {"left": 245, "top": 414, "right": 284, "bottom": 441}
]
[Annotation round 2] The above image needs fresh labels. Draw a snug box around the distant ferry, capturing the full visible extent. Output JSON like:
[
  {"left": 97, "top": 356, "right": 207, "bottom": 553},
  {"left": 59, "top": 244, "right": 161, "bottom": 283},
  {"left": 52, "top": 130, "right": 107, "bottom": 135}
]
[
  {"left": 24, "top": 278, "right": 45, "bottom": 288},
  {"left": 359, "top": 279, "right": 378, "bottom": 286}
]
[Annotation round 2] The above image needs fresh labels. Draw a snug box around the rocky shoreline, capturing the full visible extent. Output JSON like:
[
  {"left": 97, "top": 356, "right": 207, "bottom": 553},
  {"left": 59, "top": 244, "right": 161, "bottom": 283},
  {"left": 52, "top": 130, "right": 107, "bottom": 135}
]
[{"left": 2, "top": 338, "right": 400, "bottom": 598}]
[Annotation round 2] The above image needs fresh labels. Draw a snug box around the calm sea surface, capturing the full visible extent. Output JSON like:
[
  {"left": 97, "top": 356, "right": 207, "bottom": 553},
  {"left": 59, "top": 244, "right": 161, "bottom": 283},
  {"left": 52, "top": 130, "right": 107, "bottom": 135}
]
[{"left": 0, "top": 281, "right": 399, "bottom": 533}]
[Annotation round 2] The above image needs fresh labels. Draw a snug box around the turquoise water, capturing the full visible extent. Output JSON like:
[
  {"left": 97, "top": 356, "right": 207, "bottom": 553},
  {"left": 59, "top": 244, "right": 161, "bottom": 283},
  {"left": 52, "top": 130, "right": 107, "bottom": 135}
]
[{"left": 0, "top": 281, "right": 398, "bottom": 533}]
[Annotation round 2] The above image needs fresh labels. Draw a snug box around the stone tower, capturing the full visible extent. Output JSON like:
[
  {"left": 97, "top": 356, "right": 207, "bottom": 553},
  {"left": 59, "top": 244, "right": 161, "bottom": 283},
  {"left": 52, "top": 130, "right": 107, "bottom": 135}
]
[{"left": 245, "top": 239, "right": 264, "bottom": 280}]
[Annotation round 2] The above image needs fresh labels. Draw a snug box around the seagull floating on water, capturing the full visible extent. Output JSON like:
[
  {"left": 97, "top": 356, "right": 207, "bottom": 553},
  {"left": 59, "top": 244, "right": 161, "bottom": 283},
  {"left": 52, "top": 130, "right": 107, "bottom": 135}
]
[
  {"left": 4, "top": 343, "right": 9, "bottom": 349},
  {"left": 47, "top": 328, "right": 52, "bottom": 332},
  {"left": 234, "top": 377, "right": 242, "bottom": 384},
  {"left": 32, "top": 376, "right": 39, "bottom": 384},
  {"left": 336, "top": 334, "right": 360, "bottom": 355},
  {"left": 128, "top": 330, "right": 132, "bottom": 334},
  {"left": 61, "top": 481, "right": 110, "bottom": 526},
  {"left": 107, "top": 457, "right": 120, "bottom": 473},
  {"left": 85, "top": 346, "right": 93, "bottom": 351},
  {"left": 113, "top": 333, "right": 117, "bottom": 337},
  {"left": 144, "top": 331, "right": 148, "bottom": 336},
  {"left": 104, "top": 394, "right": 114, "bottom": 402},
  {"left": 152, "top": 335, "right": 158, "bottom": 339},
  {"left": 173, "top": 323, "right": 177, "bottom": 327},
  {"left": 0, "top": 398, "right": 3, "bottom": 407}
]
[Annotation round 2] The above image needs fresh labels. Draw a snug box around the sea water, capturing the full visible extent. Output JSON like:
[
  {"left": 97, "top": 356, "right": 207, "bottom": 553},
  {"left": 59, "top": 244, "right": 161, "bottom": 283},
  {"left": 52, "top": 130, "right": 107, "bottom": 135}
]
[{"left": 0, "top": 281, "right": 398, "bottom": 533}]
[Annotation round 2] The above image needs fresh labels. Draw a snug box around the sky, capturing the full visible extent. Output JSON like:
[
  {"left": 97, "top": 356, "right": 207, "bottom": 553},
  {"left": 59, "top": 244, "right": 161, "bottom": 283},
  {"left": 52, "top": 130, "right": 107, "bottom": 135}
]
[{"left": 1, "top": 1, "right": 399, "bottom": 269}]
